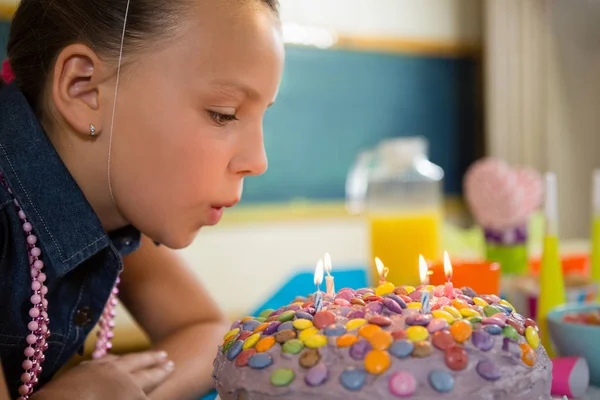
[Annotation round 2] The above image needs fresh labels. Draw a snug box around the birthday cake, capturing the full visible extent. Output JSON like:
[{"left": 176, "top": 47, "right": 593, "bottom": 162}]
[{"left": 212, "top": 285, "right": 552, "bottom": 399}]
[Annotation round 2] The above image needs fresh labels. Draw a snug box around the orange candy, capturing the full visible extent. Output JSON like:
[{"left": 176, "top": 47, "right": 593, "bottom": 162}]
[
  {"left": 253, "top": 323, "right": 269, "bottom": 334},
  {"left": 241, "top": 316, "right": 254, "bottom": 323},
  {"left": 364, "top": 350, "right": 391, "bottom": 374},
  {"left": 520, "top": 343, "right": 536, "bottom": 367},
  {"left": 336, "top": 334, "right": 359, "bottom": 348},
  {"left": 358, "top": 324, "right": 382, "bottom": 339},
  {"left": 449, "top": 320, "right": 473, "bottom": 343},
  {"left": 256, "top": 336, "right": 276, "bottom": 353},
  {"left": 452, "top": 298, "right": 469, "bottom": 310},
  {"left": 368, "top": 330, "right": 393, "bottom": 351}
]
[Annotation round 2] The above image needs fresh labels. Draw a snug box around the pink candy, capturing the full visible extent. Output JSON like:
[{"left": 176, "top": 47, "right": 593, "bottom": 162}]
[{"left": 389, "top": 370, "right": 417, "bottom": 397}]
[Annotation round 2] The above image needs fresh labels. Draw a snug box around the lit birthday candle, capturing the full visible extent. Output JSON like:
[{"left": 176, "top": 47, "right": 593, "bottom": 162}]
[
  {"left": 324, "top": 252, "right": 335, "bottom": 297},
  {"left": 443, "top": 251, "right": 454, "bottom": 299},
  {"left": 314, "top": 259, "right": 324, "bottom": 312},
  {"left": 375, "top": 257, "right": 395, "bottom": 296},
  {"left": 419, "top": 255, "right": 431, "bottom": 313}
]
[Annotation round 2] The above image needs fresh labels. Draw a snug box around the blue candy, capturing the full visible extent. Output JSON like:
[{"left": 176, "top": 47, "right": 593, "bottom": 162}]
[
  {"left": 248, "top": 353, "right": 273, "bottom": 369},
  {"left": 277, "top": 321, "right": 295, "bottom": 332},
  {"left": 429, "top": 370, "right": 455, "bottom": 393},
  {"left": 496, "top": 304, "right": 513, "bottom": 315},
  {"left": 295, "top": 311, "right": 314, "bottom": 321},
  {"left": 389, "top": 339, "right": 414, "bottom": 359},
  {"left": 339, "top": 368, "right": 367, "bottom": 391},
  {"left": 226, "top": 340, "right": 243, "bottom": 361},
  {"left": 324, "top": 324, "right": 347, "bottom": 336},
  {"left": 242, "top": 319, "right": 262, "bottom": 332},
  {"left": 484, "top": 324, "right": 503, "bottom": 335}
]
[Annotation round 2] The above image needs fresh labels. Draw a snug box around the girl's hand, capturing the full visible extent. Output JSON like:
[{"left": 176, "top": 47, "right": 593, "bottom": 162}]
[{"left": 32, "top": 351, "right": 174, "bottom": 400}]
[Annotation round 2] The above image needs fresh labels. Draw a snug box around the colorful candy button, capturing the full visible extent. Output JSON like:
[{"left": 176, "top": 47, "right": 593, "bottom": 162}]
[
  {"left": 368, "top": 330, "right": 393, "bottom": 351},
  {"left": 427, "top": 318, "right": 449, "bottom": 333},
  {"left": 444, "top": 344, "right": 468, "bottom": 370},
  {"left": 253, "top": 322, "right": 269, "bottom": 334},
  {"left": 298, "top": 327, "right": 318, "bottom": 342},
  {"left": 484, "top": 305, "right": 504, "bottom": 317},
  {"left": 263, "top": 321, "right": 282, "bottom": 336},
  {"left": 224, "top": 328, "right": 240, "bottom": 341},
  {"left": 384, "top": 295, "right": 407, "bottom": 310},
  {"left": 270, "top": 368, "right": 295, "bottom": 387},
  {"left": 484, "top": 324, "right": 502, "bottom": 335},
  {"left": 442, "top": 306, "right": 462, "bottom": 319},
  {"left": 459, "top": 308, "right": 479, "bottom": 318},
  {"left": 276, "top": 329, "right": 297, "bottom": 343},
  {"left": 499, "top": 299, "right": 514, "bottom": 310},
  {"left": 340, "top": 368, "right": 367, "bottom": 391},
  {"left": 525, "top": 326, "right": 540, "bottom": 349},
  {"left": 255, "top": 336, "right": 276, "bottom": 353},
  {"left": 471, "top": 328, "right": 494, "bottom": 352},
  {"left": 389, "top": 339, "right": 414, "bottom": 359},
  {"left": 365, "top": 302, "right": 384, "bottom": 314},
  {"left": 452, "top": 298, "right": 469, "bottom": 310},
  {"left": 235, "top": 348, "right": 256, "bottom": 367},
  {"left": 364, "top": 295, "right": 384, "bottom": 303},
  {"left": 476, "top": 360, "right": 502, "bottom": 381},
  {"left": 296, "top": 311, "right": 313, "bottom": 321},
  {"left": 305, "top": 364, "right": 328, "bottom": 387},
  {"left": 497, "top": 304, "right": 513, "bottom": 315},
  {"left": 520, "top": 343, "right": 536, "bottom": 367},
  {"left": 337, "top": 334, "right": 359, "bottom": 348},
  {"left": 502, "top": 325, "right": 519, "bottom": 341},
  {"left": 391, "top": 330, "right": 408, "bottom": 340},
  {"left": 242, "top": 333, "right": 260, "bottom": 350},
  {"left": 468, "top": 315, "right": 483, "bottom": 324},
  {"left": 278, "top": 321, "right": 295, "bottom": 332},
  {"left": 375, "top": 282, "right": 396, "bottom": 296},
  {"left": 405, "top": 314, "right": 432, "bottom": 326},
  {"left": 248, "top": 353, "right": 273, "bottom": 369},
  {"left": 277, "top": 310, "right": 296, "bottom": 322},
  {"left": 506, "top": 318, "right": 525, "bottom": 335},
  {"left": 406, "top": 326, "right": 429, "bottom": 342},
  {"left": 346, "top": 318, "right": 367, "bottom": 331},
  {"left": 282, "top": 339, "right": 304, "bottom": 354},
  {"left": 358, "top": 324, "right": 382, "bottom": 339},
  {"left": 222, "top": 338, "right": 236, "bottom": 354},
  {"left": 299, "top": 348, "right": 321, "bottom": 368},
  {"left": 429, "top": 370, "right": 455, "bottom": 393},
  {"left": 473, "top": 297, "right": 489, "bottom": 307},
  {"left": 432, "top": 310, "right": 455, "bottom": 324},
  {"left": 389, "top": 371, "right": 416, "bottom": 397},
  {"left": 259, "top": 309, "right": 275, "bottom": 319},
  {"left": 227, "top": 340, "right": 244, "bottom": 360},
  {"left": 303, "top": 334, "right": 327, "bottom": 348},
  {"left": 313, "top": 311, "right": 336, "bottom": 329},
  {"left": 242, "top": 319, "right": 262, "bottom": 332},
  {"left": 368, "top": 315, "right": 392, "bottom": 327},
  {"left": 482, "top": 316, "right": 506, "bottom": 327},
  {"left": 293, "top": 319, "right": 313, "bottom": 331},
  {"left": 432, "top": 330, "right": 454, "bottom": 350},
  {"left": 324, "top": 324, "right": 347, "bottom": 336},
  {"left": 241, "top": 316, "right": 254, "bottom": 323},
  {"left": 449, "top": 320, "right": 473, "bottom": 343},
  {"left": 351, "top": 298, "right": 366, "bottom": 306},
  {"left": 350, "top": 339, "right": 372, "bottom": 360},
  {"left": 364, "top": 350, "right": 390, "bottom": 374},
  {"left": 412, "top": 340, "right": 433, "bottom": 358}
]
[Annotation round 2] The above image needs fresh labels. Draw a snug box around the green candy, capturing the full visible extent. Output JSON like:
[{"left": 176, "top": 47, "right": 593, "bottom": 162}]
[
  {"left": 255, "top": 317, "right": 266, "bottom": 323},
  {"left": 270, "top": 368, "right": 295, "bottom": 387},
  {"left": 282, "top": 339, "right": 305, "bottom": 354},
  {"left": 468, "top": 316, "right": 483, "bottom": 324},
  {"left": 503, "top": 325, "right": 519, "bottom": 341},
  {"left": 222, "top": 337, "right": 237, "bottom": 354},
  {"left": 484, "top": 305, "right": 503, "bottom": 317},
  {"left": 259, "top": 309, "right": 275, "bottom": 319},
  {"left": 277, "top": 310, "right": 296, "bottom": 322}
]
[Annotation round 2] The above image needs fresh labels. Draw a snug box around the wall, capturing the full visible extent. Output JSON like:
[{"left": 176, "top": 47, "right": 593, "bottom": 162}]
[{"left": 0, "top": 0, "right": 484, "bottom": 203}]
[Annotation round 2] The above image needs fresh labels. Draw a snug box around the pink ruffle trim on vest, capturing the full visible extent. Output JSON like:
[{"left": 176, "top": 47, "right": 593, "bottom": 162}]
[{"left": 1, "top": 59, "right": 15, "bottom": 84}]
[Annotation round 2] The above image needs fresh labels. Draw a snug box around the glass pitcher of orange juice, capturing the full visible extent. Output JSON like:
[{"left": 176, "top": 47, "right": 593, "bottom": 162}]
[{"left": 346, "top": 137, "right": 444, "bottom": 286}]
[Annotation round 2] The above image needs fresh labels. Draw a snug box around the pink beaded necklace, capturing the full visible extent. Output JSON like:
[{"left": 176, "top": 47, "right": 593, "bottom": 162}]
[{"left": 0, "top": 173, "right": 120, "bottom": 400}]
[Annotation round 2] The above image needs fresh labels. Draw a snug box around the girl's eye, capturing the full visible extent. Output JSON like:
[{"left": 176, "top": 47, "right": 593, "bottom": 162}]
[{"left": 207, "top": 110, "right": 238, "bottom": 126}]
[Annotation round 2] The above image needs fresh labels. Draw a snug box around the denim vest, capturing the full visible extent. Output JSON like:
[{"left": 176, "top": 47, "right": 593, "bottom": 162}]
[{"left": 0, "top": 84, "right": 141, "bottom": 398}]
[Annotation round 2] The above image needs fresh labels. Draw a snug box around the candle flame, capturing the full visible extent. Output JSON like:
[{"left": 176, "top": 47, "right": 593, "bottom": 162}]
[
  {"left": 419, "top": 255, "right": 429, "bottom": 285},
  {"left": 443, "top": 251, "right": 453, "bottom": 280},
  {"left": 324, "top": 252, "right": 332, "bottom": 276},
  {"left": 375, "top": 257, "right": 389, "bottom": 280},
  {"left": 314, "top": 259, "right": 324, "bottom": 287}
]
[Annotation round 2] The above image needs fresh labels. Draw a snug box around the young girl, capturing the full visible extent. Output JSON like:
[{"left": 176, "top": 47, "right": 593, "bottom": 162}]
[{"left": 0, "top": 0, "right": 284, "bottom": 399}]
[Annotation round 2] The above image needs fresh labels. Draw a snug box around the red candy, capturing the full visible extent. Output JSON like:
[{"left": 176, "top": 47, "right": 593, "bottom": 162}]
[{"left": 235, "top": 349, "right": 256, "bottom": 367}]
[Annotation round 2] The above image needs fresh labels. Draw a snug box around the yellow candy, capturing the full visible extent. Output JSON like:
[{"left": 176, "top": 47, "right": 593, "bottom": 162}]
[
  {"left": 404, "top": 286, "right": 415, "bottom": 294},
  {"left": 407, "top": 303, "right": 422, "bottom": 309},
  {"left": 499, "top": 299, "right": 515, "bottom": 311},
  {"left": 242, "top": 333, "right": 261, "bottom": 350},
  {"left": 346, "top": 318, "right": 367, "bottom": 331},
  {"left": 432, "top": 310, "right": 455, "bottom": 324},
  {"left": 459, "top": 308, "right": 480, "bottom": 318},
  {"left": 224, "top": 328, "right": 240, "bottom": 341},
  {"left": 293, "top": 319, "right": 314, "bottom": 330},
  {"left": 303, "top": 334, "right": 327, "bottom": 348},
  {"left": 298, "top": 327, "right": 319, "bottom": 342},
  {"left": 406, "top": 326, "right": 429, "bottom": 342},
  {"left": 473, "top": 297, "right": 489, "bottom": 307},
  {"left": 442, "top": 306, "right": 462, "bottom": 319},
  {"left": 525, "top": 326, "right": 540, "bottom": 349},
  {"left": 375, "top": 282, "right": 396, "bottom": 296}
]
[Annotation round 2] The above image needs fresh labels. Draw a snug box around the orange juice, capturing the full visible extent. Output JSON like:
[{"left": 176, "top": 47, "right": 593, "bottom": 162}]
[{"left": 369, "top": 210, "right": 441, "bottom": 286}]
